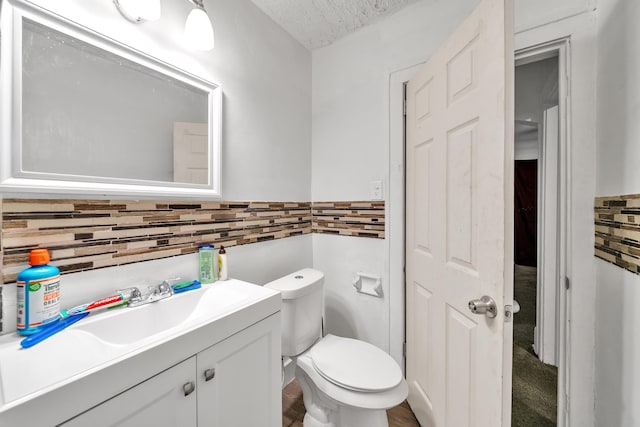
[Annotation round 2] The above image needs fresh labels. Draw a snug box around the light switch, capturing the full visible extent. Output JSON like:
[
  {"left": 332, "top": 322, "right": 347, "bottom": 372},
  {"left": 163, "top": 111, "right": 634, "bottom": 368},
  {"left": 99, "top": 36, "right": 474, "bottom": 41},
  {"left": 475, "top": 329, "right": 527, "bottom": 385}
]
[{"left": 370, "top": 180, "right": 383, "bottom": 200}]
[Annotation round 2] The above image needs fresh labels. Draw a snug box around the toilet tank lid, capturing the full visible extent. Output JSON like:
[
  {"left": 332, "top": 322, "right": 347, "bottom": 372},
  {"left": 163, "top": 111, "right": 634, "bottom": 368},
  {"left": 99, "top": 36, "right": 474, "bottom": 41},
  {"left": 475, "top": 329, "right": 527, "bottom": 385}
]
[{"left": 264, "top": 268, "right": 324, "bottom": 300}]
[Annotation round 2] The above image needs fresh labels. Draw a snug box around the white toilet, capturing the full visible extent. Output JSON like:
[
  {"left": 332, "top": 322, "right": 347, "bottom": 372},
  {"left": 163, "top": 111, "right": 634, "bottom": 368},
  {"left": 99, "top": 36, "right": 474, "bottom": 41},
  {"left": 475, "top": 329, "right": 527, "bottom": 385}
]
[{"left": 265, "top": 268, "right": 408, "bottom": 427}]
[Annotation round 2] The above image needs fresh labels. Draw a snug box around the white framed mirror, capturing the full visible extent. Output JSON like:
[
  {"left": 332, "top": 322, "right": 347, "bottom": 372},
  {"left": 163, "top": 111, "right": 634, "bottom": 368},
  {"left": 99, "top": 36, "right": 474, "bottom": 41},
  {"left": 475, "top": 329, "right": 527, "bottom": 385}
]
[{"left": 0, "top": 0, "right": 222, "bottom": 198}]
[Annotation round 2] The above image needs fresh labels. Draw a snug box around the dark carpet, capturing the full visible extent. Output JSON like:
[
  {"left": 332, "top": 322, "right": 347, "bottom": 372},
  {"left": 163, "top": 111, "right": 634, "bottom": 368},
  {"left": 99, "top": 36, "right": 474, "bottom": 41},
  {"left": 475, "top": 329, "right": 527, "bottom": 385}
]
[{"left": 512, "top": 264, "right": 558, "bottom": 426}]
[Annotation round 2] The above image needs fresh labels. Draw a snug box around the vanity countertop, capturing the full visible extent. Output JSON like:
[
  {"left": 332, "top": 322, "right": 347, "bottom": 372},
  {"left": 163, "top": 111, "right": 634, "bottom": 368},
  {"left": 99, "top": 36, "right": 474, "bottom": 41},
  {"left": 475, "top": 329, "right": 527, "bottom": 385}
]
[{"left": 0, "top": 279, "right": 280, "bottom": 426}]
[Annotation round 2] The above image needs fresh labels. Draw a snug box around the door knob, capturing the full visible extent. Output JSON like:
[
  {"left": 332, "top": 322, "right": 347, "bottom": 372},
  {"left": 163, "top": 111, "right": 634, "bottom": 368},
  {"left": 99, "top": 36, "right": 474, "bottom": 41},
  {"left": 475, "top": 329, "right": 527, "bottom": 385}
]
[
  {"left": 468, "top": 296, "right": 497, "bottom": 318},
  {"left": 512, "top": 300, "right": 521, "bottom": 314}
]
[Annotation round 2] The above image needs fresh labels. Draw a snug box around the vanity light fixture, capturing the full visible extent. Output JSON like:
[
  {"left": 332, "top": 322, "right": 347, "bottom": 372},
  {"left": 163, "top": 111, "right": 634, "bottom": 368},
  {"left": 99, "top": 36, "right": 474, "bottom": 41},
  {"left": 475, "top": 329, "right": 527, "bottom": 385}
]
[
  {"left": 184, "top": 0, "right": 215, "bottom": 51},
  {"left": 113, "top": 0, "right": 162, "bottom": 22}
]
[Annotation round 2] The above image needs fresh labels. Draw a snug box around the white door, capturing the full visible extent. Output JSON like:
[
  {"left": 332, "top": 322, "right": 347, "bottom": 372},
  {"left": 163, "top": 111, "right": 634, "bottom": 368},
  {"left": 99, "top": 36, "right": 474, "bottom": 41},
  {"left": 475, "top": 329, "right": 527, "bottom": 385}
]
[
  {"left": 405, "top": 0, "right": 514, "bottom": 425},
  {"left": 173, "top": 122, "right": 208, "bottom": 184}
]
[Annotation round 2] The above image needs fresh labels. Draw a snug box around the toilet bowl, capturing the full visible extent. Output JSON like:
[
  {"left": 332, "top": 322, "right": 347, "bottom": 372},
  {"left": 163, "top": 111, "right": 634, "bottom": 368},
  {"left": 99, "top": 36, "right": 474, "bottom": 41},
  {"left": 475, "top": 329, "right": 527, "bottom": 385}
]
[{"left": 265, "top": 268, "right": 408, "bottom": 427}]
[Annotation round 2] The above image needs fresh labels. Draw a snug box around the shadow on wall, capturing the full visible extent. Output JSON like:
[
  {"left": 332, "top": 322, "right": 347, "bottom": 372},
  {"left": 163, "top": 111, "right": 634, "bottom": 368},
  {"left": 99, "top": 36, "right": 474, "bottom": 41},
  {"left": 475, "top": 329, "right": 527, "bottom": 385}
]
[{"left": 324, "top": 293, "right": 358, "bottom": 339}]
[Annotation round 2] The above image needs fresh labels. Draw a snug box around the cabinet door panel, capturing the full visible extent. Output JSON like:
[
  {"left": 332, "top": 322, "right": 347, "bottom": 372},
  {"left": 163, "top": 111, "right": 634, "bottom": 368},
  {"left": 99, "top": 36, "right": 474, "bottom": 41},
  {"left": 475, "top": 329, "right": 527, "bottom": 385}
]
[
  {"left": 198, "top": 314, "right": 281, "bottom": 427},
  {"left": 62, "top": 357, "right": 197, "bottom": 427}
]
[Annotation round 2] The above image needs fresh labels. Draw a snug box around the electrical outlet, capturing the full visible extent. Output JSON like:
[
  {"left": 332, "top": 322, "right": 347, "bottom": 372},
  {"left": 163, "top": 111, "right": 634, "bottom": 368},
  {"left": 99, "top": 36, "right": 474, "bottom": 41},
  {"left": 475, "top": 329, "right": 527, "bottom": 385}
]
[{"left": 370, "top": 180, "right": 383, "bottom": 200}]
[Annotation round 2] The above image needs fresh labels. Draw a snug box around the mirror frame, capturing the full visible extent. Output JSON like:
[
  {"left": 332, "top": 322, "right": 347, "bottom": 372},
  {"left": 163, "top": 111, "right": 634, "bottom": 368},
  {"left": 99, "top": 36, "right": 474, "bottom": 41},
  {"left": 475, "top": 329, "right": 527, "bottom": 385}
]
[{"left": 0, "top": 0, "right": 223, "bottom": 198}]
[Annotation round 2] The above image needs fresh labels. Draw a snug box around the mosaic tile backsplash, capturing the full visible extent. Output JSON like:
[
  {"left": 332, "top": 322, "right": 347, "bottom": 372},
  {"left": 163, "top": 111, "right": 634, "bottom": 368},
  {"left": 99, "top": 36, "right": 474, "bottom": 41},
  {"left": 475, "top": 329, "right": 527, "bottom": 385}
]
[
  {"left": 594, "top": 194, "right": 640, "bottom": 275},
  {"left": 1, "top": 199, "right": 385, "bottom": 284},
  {"left": 312, "top": 201, "right": 385, "bottom": 239}
]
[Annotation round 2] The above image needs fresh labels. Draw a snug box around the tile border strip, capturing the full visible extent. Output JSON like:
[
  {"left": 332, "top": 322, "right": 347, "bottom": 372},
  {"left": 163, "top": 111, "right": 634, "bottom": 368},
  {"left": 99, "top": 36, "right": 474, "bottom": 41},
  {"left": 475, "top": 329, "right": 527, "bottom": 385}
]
[
  {"left": 1, "top": 199, "right": 385, "bottom": 283},
  {"left": 1, "top": 199, "right": 312, "bottom": 283},
  {"left": 311, "top": 201, "right": 385, "bottom": 239},
  {"left": 594, "top": 194, "right": 640, "bottom": 276}
]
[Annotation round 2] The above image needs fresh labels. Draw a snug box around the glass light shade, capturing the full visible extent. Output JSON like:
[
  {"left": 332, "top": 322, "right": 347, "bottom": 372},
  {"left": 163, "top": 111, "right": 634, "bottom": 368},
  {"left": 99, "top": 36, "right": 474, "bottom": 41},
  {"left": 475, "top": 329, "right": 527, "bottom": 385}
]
[
  {"left": 115, "top": 0, "right": 161, "bottom": 22},
  {"left": 184, "top": 7, "right": 215, "bottom": 51}
]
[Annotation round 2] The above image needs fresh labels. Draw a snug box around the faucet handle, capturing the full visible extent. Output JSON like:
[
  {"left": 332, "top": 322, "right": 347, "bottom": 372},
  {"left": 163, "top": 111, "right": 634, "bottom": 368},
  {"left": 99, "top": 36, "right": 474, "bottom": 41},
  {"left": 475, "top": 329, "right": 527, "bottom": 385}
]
[
  {"left": 157, "top": 281, "right": 173, "bottom": 296},
  {"left": 117, "top": 287, "right": 142, "bottom": 304}
]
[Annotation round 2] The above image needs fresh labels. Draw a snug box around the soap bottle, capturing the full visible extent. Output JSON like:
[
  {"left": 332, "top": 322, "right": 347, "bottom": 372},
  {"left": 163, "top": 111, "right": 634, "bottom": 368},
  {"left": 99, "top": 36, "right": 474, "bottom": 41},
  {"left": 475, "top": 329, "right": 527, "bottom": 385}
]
[
  {"left": 16, "top": 249, "right": 61, "bottom": 336},
  {"left": 198, "top": 244, "right": 216, "bottom": 284},
  {"left": 218, "top": 246, "right": 228, "bottom": 280}
]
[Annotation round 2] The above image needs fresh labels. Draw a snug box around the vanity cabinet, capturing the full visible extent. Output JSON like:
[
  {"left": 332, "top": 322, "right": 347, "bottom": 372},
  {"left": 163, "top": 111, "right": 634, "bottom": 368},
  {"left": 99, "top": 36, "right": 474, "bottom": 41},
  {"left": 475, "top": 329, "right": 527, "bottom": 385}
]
[
  {"left": 197, "top": 313, "right": 281, "bottom": 427},
  {"left": 61, "top": 314, "right": 281, "bottom": 427},
  {"left": 61, "top": 358, "right": 198, "bottom": 427}
]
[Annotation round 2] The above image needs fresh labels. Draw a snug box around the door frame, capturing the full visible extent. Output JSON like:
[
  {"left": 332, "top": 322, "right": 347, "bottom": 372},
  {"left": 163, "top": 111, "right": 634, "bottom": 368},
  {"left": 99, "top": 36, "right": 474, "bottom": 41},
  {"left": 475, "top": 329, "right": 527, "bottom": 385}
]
[
  {"left": 388, "top": 63, "right": 422, "bottom": 371},
  {"left": 516, "top": 38, "right": 570, "bottom": 427},
  {"left": 388, "top": 37, "right": 571, "bottom": 427}
]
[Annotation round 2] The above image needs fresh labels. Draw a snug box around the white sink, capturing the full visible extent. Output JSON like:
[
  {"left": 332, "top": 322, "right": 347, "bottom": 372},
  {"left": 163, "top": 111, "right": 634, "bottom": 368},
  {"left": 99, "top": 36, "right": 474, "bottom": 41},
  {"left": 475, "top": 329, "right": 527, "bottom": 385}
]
[
  {"left": 0, "top": 279, "right": 279, "bottom": 410},
  {"left": 73, "top": 283, "right": 251, "bottom": 346}
]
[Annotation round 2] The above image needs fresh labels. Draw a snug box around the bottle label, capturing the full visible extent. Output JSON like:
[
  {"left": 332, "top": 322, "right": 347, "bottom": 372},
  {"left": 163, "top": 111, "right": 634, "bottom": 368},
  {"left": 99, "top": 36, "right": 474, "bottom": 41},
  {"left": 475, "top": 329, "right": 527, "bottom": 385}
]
[
  {"left": 17, "top": 275, "right": 61, "bottom": 329},
  {"left": 199, "top": 250, "right": 215, "bottom": 283}
]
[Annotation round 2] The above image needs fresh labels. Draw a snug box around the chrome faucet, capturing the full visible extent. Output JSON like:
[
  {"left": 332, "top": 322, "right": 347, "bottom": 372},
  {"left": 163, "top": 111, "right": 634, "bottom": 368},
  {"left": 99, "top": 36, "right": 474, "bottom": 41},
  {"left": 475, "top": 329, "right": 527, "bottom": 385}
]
[{"left": 128, "top": 282, "right": 174, "bottom": 307}]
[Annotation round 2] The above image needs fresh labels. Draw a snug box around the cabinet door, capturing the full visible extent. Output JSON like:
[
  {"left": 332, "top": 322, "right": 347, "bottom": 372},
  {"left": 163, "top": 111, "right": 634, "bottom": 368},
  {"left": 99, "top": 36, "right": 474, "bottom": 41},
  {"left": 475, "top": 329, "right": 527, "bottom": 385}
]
[
  {"left": 197, "top": 314, "right": 281, "bottom": 427},
  {"left": 62, "top": 357, "right": 197, "bottom": 427}
]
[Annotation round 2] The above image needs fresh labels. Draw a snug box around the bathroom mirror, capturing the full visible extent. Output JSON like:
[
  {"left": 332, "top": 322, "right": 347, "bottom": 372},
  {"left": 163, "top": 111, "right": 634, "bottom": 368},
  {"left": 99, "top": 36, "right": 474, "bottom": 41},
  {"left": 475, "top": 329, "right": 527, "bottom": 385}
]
[{"left": 0, "top": 1, "right": 222, "bottom": 198}]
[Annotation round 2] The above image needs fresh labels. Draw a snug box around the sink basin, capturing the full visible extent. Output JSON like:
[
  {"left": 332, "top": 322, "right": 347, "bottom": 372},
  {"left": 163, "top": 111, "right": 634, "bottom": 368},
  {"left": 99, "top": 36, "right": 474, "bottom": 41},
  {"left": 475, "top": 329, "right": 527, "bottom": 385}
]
[
  {"left": 0, "top": 279, "right": 280, "bottom": 408},
  {"left": 74, "top": 284, "right": 251, "bottom": 346}
]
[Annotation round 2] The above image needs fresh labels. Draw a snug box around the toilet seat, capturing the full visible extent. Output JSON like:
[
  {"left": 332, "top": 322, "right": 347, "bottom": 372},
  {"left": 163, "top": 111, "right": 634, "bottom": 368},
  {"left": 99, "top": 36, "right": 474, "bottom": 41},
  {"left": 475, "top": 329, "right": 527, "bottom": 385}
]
[
  {"left": 296, "top": 339, "right": 408, "bottom": 411},
  {"left": 309, "top": 335, "right": 403, "bottom": 393}
]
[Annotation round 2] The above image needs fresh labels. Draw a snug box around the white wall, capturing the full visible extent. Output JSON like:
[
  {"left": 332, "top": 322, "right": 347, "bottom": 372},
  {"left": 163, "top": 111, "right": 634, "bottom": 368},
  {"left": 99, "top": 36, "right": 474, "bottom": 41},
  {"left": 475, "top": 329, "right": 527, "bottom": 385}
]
[
  {"left": 514, "top": 57, "right": 559, "bottom": 160},
  {"left": 0, "top": 0, "right": 313, "bottom": 327},
  {"left": 595, "top": 0, "right": 640, "bottom": 425},
  {"left": 515, "top": 57, "right": 559, "bottom": 125},
  {"left": 515, "top": 0, "right": 595, "bottom": 33},
  {"left": 313, "top": 234, "right": 387, "bottom": 350}
]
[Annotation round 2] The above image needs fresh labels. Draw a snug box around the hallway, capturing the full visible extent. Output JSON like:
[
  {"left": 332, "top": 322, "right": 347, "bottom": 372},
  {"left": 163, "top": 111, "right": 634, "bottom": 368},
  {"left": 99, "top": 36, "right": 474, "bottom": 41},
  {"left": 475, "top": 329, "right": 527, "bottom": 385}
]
[{"left": 512, "top": 265, "right": 558, "bottom": 426}]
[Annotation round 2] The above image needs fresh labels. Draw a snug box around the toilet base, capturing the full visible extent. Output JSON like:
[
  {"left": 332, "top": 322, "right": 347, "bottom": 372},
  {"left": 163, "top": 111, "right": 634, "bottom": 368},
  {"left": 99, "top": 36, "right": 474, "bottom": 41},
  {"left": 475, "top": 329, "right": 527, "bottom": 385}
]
[
  {"left": 302, "top": 408, "right": 389, "bottom": 427},
  {"left": 296, "top": 366, "right": 391, "bottom": 427}
]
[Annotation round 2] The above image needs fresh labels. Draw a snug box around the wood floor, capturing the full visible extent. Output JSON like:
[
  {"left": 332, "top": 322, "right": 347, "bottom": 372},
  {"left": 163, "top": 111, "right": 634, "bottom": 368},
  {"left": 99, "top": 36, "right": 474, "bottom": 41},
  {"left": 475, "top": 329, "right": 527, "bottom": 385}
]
[{"left": 282, "top": 379, "right": 420, "bottom": 427}]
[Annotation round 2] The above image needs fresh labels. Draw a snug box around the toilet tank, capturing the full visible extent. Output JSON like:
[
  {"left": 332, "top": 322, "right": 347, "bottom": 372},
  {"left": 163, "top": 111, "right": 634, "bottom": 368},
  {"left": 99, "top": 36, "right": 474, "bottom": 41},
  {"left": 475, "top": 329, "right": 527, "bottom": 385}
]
[{"left": 264, "top": 268, "right": 324, "bottom": 357}]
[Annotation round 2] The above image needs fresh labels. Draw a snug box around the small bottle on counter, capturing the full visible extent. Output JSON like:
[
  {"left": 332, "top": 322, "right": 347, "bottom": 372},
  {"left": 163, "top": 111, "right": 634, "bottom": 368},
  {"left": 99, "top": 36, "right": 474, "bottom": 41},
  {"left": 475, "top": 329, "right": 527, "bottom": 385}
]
[
  {"left": 218, "top": 246, "right": 228, "bottom": 280},
  {"left": 198, "top": 244, "right": 216, "bottom": 284},
  {"left": 17, "top": 249, "right": 61, "bottom": 336}
]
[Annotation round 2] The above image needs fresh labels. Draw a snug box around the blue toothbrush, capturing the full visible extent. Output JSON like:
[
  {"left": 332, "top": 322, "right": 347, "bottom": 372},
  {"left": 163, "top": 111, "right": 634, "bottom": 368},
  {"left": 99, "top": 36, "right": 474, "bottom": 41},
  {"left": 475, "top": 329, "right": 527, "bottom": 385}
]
[
  {"left": 20, "top": 312, "right": 90, "bottom": 349},
  {"left": 171, "top": 280, "right": 201, "bottom": 294}
]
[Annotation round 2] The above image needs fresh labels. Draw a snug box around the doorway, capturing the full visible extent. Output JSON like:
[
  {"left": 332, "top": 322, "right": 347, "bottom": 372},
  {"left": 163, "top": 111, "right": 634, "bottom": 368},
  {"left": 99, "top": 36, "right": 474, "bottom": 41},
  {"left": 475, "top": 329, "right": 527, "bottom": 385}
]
[
  {"left": 390, "top": 38, "right": 571, "bottom": 427},
  {"left": 512, "top": 45, "right": 566, "bottom": 426}
]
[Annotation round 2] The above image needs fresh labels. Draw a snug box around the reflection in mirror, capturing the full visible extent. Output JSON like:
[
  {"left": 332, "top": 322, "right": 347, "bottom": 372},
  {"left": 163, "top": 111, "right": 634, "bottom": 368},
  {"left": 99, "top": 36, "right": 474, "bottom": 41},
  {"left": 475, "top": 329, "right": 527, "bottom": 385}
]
[{"left": 21, "top": 18, "right": 209, "bottom": 184}]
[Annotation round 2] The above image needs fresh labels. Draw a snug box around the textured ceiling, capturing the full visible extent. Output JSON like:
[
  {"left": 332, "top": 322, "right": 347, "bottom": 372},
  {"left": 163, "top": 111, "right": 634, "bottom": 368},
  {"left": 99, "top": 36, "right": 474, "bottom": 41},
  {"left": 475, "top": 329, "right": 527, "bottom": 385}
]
[{"left": 250, "top": 0, "right": 421, "bottom": 50}]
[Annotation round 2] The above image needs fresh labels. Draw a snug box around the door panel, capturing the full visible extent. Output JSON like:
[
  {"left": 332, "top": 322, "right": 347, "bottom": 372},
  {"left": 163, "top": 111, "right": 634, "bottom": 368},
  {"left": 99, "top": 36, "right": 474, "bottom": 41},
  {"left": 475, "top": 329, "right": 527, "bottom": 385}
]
[
  {"left": 446, "top": 120, "right": 477, "bottom": 270},
  {"left": 405, "top": 0, "right": 513, "bottom": 425},
  {"left": 445, "top": 305, "right": 476, "bottom": 427},
  {"left": 173, "top": 122, "right": 208, "bottom": 184},
  {"left": 414, "top": 140, "right": 432, "bottom": 253}
]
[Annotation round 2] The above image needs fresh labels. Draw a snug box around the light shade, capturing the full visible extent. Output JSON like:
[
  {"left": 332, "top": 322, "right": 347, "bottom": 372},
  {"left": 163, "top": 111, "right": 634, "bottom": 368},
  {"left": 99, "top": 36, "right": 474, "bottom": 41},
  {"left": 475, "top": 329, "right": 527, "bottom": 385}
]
[
  {"left": 114, "top": 0, "right": 161, "bottom": 22},
  {"left": 184, "top": 6, "right": 215, "bottom": 51}
]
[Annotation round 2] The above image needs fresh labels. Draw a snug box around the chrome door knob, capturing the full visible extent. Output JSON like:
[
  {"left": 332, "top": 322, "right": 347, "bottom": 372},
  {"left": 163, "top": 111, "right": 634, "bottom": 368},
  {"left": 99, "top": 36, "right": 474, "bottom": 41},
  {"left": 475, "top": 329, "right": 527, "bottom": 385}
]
[{"left": 468, "top": 296, "right": 497, "bottom": 318}]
